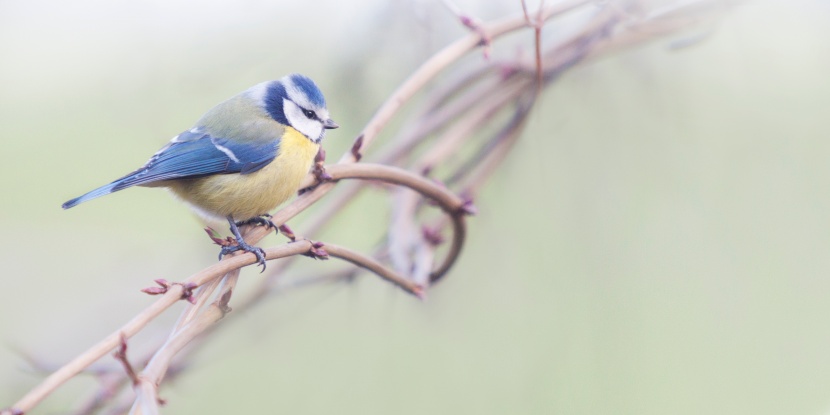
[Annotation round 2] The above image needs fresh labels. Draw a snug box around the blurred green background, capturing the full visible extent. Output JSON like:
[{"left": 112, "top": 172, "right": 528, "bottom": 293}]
[{"left": 2, "top": 0, "right": 830, "bottom": 414}]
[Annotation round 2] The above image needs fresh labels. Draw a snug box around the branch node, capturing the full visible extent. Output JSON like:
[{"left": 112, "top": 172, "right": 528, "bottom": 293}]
[
  {"left": 217, "top": 289, "right": 233, "bottom": 314},
  {"left": 313, "top": 148, "right": 333, "bottom": 182},
  {"left": 141, "top": 279, "right": 198, "bottom": 304},
  {"left": 458, "top": 194, "right": 478, "bottom": 216},
  {"left": 304, "top": 241, "right": 330, "bottom": 260},
  {"left": 351, "top": 134, "right": 364, "bottom": 161},
  {"left": 278, "top": 224, "right": 297, "bottom": 242},
  {"left": 412, "top": 285, "right": 427, "bottom": 301},
  {"left": 204, "top": 227, "right": 236, "bottom": 248},
  {"left": 112, "top": 334, "right": 140, "bottom": 386},
  {"left": 442, "top": 0, "right": 491, "bottom": 58},
  {"left": 461, "top": 15, "right": 492, "bottom": 58},
  {"left": 499, "top": 63, "right": 519, "bottom": 80},
  {"left": 298, "top": 149, "right": 335, "bottom": 196},
  {"left": 421, "top": 226, "right": 445, "bottom": 246}
]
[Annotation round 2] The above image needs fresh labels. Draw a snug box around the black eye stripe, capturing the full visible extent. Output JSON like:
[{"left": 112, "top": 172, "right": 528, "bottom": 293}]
[{"left": 302, "top": 108, "right": 316, "bottom": 119}]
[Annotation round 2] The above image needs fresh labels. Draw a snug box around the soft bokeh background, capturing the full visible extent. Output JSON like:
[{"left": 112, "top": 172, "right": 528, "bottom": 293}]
[{"left": 2, "top": 0, "right": 830, "bottom": 414}]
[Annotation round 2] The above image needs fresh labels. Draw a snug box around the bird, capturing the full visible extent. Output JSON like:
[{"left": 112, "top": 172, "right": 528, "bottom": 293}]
[{"left": 62, "top": 73, "right": 338, "bottom": 270}]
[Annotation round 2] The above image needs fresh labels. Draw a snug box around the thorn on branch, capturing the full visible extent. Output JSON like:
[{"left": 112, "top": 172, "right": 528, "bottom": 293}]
[
  {"left": 442, "top": 0, "right": 491, "bottom": 58},
  {"left": 204, "top": 227, "right": 236, "bottom": 248},
  {"left": 278, "top": 224, "right": 297, "bottom": 242},
  {"left": 298, "top": 148, "right": 335, "bottom": 195},
  {"left": 315, "top": 147, "right": 326, "bottom": 164},
  {"left": 422, "top": 226, "right": 445, "bottom": 246},
  {"left": 313, "top": 148, "right": 333, "bottom": 182},
  {"left": 412, "top": 285, "right": 427, "bottom": 301},
  {"left": 303, "top": 241, "right": 329, "bottom": 260},
  {"left": 141, "top": 279, "right": 197, "bottom": 304},
  {"left": 217, "top": 289, "right": 233, "bottom": 315},
  {"left": 460, "top": 15, "right": 492, "bottom": 58},
  {"left": 499, "top": 63, "right": 519, "bottom": 80},
  {"left": 113, "top": 334, "right": 140, "bottom": 386},
  {"left": 351, "top": 134, "right": 364, "bottom": 162},
  {"left": 458, "top": 193, "right": 478, "bottom": 216},
  {"left": 520, "top": 0, "right": 544, "bottom": 91}
]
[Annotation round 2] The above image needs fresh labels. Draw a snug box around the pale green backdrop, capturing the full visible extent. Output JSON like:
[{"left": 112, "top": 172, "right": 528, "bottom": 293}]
[{"left": 1, "top": 1, "right": 830, "bottom": 414}]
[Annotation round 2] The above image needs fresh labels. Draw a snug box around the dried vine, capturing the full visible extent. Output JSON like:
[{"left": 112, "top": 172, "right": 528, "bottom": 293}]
[{"left": 2, "top": 1, "right": 727, "bottom": 414}]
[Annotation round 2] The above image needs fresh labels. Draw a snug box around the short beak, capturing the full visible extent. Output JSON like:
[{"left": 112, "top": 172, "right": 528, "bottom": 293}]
[{"left": 323, "top": 118, "right": 339, "bottom": 129}]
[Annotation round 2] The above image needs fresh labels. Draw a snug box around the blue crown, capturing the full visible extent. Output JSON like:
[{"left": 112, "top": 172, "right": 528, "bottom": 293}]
[{"left": 289, "top": 73, "right": 326, "bottom": 107}]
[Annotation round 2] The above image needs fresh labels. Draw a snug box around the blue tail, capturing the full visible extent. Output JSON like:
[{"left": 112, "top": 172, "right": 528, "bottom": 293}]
[{"left": 62, "top": 182, "right": 120, "bottom": 209}]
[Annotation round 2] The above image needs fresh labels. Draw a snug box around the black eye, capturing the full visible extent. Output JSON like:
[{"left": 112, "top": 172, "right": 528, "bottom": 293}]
[{"left": 302, "top": 109, "right": 316, "bottom": 119}]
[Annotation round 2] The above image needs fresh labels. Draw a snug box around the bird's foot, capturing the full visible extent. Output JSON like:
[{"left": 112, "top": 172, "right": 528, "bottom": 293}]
[
  {"left": 235, "top": 214, "right": 279, "bottom": 236},
  {"left": 218, "top": 239, "right": 267, "bottom": 272}
]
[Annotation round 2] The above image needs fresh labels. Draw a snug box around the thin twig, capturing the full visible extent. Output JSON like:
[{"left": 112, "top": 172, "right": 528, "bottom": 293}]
[
  {"left": 131, "top": 273, "right": 237, "bottom": 414},
  {"left": 2, "top": 2, "right": 727, "bottom": 413},
  {"left": 6, "top": 242, "right": 315, "bottom": 414},
  {"left": 324, "top": 244, "right": 425, "bottom": 298},
  {"left": 342, "top": 0, "right": 589, "bottom": 162}
]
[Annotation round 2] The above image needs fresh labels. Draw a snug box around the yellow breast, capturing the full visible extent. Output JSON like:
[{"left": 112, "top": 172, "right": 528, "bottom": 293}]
[{"left": 167, "top": 127, "right": 319, "bottom": 222}]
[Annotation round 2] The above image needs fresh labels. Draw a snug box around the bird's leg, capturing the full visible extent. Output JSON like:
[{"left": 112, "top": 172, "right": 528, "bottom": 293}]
[
  {"left": 219, "top": 215, "right": 267, "bottom": 272},
  {"left": 235, "top": 213, "right": 279, "bottom": 236}
]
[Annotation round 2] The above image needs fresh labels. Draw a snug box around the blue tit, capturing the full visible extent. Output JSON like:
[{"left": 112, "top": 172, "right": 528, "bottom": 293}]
[{"left": 62, "top": 73, "right": 338, "bottom": 269}]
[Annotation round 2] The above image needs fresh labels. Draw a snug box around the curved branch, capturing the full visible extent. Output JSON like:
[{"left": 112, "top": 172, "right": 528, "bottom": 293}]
[
  {"left": 304, "top": 164, "right": 464, "bottom": 208},
  {"left": 234, "top": 2, "right": 595, "bottom": 266},
  {"left": 324, "top": 244, "right": 424, "bottom": 298},
  {"left": 339, "top": 0, "right": 593, "bottom": 163},
  {"left": 302, "top": 163, "right": 470, "bottom": 282},
  {"left": 7, "top": 241, "right": 316, "bottom": 414},
  {"left": 1, "top": 2, "right": 726, "bottom": 413}
]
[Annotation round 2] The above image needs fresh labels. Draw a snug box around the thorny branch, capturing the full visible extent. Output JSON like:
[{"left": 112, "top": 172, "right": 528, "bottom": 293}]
[{"left": 2, "top": 1, "right": 729, "bottom": 414}]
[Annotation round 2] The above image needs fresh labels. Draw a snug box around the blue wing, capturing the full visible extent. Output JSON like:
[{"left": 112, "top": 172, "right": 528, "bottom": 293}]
[{"left": 62, "top": 128, "right": 279, "bottom": 209}]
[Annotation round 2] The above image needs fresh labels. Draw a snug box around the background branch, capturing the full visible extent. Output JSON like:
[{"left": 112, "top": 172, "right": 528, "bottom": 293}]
[{"left": 1, "top": 1, "right": 730, "bottom": 413}]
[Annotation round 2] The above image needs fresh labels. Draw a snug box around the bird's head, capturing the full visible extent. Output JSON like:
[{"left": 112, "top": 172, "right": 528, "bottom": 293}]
[{"left": 254, "top": 73, "right": 338, "bottom": 143}]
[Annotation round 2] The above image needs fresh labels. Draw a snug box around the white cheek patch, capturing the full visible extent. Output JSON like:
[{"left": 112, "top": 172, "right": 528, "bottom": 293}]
[{"left": 283, "top": 98, "right": 323, "bottom": 141}]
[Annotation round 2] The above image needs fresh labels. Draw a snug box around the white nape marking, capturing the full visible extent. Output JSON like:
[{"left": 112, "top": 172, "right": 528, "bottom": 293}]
[
  {"left": 170, "top": 135, "right": 181, "bottom": 142},
  {"left": 189, "top": 127, "right": 201, "bottom": 133},
  {"left": 283, "top": 98, "right": 324, "bottom": 142},
  {"left": 247, "top": 81, "right": 274, "bottom": 105},
  {"left": 213, "top": 142, "right": 240, "bottom": 163}
]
